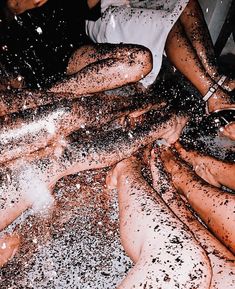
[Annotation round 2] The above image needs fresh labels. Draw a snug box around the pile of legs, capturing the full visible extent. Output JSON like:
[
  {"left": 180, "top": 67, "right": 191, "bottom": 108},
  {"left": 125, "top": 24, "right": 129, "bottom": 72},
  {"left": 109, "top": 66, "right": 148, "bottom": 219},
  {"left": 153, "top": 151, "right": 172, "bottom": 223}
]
[{"left": 0, "top": 85, "right": 234, "bottom": 288}]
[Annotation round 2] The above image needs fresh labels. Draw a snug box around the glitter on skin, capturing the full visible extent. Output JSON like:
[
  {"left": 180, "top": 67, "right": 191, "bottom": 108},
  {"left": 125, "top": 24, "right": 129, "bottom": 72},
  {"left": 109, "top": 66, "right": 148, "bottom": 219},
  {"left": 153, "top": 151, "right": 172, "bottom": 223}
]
[{"left": 0, "top": 1, "right": 235, "bottom": 287}]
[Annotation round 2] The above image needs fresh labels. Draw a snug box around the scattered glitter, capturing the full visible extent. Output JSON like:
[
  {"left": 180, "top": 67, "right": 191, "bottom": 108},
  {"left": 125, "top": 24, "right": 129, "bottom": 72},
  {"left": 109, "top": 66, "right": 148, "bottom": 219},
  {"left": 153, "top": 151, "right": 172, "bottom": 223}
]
[{"left": 36, "top": 27, "right": 43, "bottom": 34}]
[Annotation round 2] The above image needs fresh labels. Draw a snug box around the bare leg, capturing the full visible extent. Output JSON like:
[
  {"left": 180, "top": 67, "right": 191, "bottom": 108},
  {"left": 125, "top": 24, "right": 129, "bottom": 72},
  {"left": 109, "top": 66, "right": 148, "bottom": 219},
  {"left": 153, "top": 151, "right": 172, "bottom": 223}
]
[
  {"left": 160, "top": 146, "right": 235, "bottom": 254},
  {"left": 179, "top": 0, "right": 218, "bottom": 80},
  {"left": 0, "top": 44, "right": 151, "bottom": 115},
  {"left": 0, "top": 92, "right": 163, "bottom": 163},
  {"left": 106, "top": 156, "right": 211, "bottom": 289},
  {"left": 49, "top": 44, "right": 152, "bottom": 95},
  {"left": 175, "top": 141, "right": 235, "bottom": 190},
  {"left": 166, "top": 22, "right": 235, "bottom": 114},
  {"left": 179, "top": 0, "right": 235, "bottom": 91},
  {"left": 0, "top": 111, "right": 188, "bottom": 233},
  {"left": 150, "top": 150, "right": 235, "bottom": 289},
  {"left": 166, "top": 0, "right": 235, "bottom": 94},
  {"left": 165, "top": 3, "right": 235, "bottom": 141},
  {"left": 0, "top": 112, "right": 187, "bottom": 267}
]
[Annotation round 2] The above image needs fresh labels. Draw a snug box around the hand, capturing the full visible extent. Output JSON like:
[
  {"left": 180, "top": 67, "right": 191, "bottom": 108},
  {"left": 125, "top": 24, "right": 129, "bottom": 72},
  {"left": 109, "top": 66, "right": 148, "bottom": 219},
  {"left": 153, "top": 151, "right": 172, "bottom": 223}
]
[{"left": 6, "top": 0, "right": 48, "bottom": 15}]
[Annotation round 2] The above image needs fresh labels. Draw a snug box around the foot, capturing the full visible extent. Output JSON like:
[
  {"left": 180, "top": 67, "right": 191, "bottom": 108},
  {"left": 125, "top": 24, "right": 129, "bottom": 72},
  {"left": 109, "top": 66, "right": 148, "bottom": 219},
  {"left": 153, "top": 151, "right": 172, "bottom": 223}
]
[
  {"left": 140, "top": 144, "right": 153, "bottom": 166},
  {"left": 219, "top": 122, "right": 235, "bottom": 141},
  {"left": 159, "top": 147, "right": 183, "bottom": 176},
  {"left": 106, "top": 156, "right": 140, "bottom": 189},
  {"left": 175, "top": 142, "right": 221, "bottom": 187},
  {"left": 128, "top": 101, "right": 166, "bottom": 119},
  {"left": 0, "top": 234, "right": 20, "bottom": 267},
  {"left": 207, "top": 87, "right": 235, "bottom": 113},
  {"left": 175, "top": 142, "right": 235, "bottom": 190}
]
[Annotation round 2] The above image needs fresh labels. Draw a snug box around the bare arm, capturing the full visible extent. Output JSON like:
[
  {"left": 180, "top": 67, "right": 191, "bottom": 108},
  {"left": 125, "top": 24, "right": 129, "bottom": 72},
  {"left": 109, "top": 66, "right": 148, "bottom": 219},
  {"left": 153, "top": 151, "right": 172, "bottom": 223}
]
[
  {"left": 6, "top": 0, "right": 48, "bottom": 15},
  {"left": 87, "top": 0, "right": 100, "bottom": 9}
]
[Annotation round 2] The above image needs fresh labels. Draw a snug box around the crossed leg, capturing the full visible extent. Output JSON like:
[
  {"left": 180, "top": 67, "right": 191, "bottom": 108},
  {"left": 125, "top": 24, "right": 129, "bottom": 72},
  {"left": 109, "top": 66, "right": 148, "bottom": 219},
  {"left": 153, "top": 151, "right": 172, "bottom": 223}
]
[
  {"left": 166, "top": 0, "right": 235, "bottom": 96},
  {"left": 0, "top": 92, "right": 163, "bottom": 163}
]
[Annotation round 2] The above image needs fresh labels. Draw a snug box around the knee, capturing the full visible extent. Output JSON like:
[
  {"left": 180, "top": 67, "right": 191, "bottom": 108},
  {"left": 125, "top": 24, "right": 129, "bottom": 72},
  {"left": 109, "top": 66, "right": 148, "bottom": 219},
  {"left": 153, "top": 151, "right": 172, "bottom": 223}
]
[
  {"left": 140, "top": 46, "right": 153, "bottom": 76},
  {"left": 131, "top": 45, "right": 153, "bottom": 78}
]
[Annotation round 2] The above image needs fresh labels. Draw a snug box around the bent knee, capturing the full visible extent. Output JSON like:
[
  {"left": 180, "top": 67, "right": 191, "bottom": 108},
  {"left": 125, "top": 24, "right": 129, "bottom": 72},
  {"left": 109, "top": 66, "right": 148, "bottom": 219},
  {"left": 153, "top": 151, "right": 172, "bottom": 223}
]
[{"left": 134, "top": 45, "right": 153, "bottom": 77}]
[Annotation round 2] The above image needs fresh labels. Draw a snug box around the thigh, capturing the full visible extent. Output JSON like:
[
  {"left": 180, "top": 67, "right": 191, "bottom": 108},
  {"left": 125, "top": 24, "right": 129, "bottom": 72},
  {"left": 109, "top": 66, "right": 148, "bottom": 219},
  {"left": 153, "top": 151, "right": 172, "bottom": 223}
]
[{"left": 66, "top": 43, "right": 149, "bottom": 75}]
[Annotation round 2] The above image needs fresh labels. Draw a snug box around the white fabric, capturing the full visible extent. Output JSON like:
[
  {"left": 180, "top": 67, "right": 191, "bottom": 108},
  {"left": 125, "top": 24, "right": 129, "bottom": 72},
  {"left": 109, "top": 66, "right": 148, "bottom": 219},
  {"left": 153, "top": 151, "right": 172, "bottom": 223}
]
[
  {"left": 86, "top": 0, "right": 189, "bottom": 87},
  {"left": 101, "top": 0, "right": 128, "bottom": 12}
]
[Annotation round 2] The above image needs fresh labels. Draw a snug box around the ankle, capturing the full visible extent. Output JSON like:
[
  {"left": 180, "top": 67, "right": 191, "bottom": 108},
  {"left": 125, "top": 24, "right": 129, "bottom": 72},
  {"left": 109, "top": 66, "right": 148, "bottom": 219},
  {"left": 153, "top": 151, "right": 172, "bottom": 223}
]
[
  {"left": 218, "top": 75, "right": 234, "bottom": 91},
  {"left": 206, "top": 88, "right": 233, "bottom": 113}
]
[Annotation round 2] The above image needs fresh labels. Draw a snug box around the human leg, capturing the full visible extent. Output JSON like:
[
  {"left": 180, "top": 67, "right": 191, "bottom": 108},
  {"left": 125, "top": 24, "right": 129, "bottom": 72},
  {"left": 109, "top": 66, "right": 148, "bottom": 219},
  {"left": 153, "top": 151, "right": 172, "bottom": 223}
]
[
  {"left": 159, "top": 146, "right": 235, "bottom": 254},
  {"left": 149, "top": 149, "right": 235, "bottom": 289},
  {"left": 0, "top": 91, "right": 162, "bottom": 163},
  {"left": 165, "top": 20, "right": 235, "bottom": 140},
  {"left": 179, "top": 0, "right": 235, "bottom": 91},
  {"left": 165, "top": 21, "right": 234, "bottom": 111},
  {"left": 0, "top": 110, "right": 188, "bottom": 234},
  {"left": 174, "top": 141, "right": 235, "bottom": 190},
  {"left": 166, "top": 0, "right": 235, "bottom": 92},
  {"left": 106, "top": 156, "right": 211, "bottom": 289},
  {"left": 0, "top": 111, "right": 187, "bottom": 267},
  {"left": 49, "top": 44, "right": 152, "bottom": 95}
]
